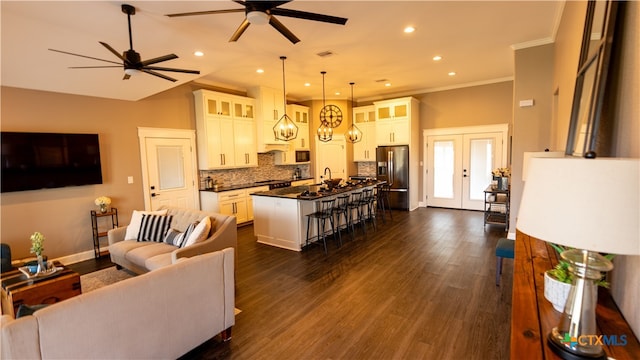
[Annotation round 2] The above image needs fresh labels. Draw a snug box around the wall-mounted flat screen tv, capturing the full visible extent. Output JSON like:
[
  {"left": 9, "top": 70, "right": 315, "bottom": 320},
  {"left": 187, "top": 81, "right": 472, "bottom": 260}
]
[{"left": 1, "top": 132, "right": 103, "bottom": 193}]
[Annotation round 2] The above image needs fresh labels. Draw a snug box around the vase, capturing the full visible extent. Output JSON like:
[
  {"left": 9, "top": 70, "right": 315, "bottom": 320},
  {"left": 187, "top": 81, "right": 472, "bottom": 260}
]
[
  {"left": 544, "top": 270, "right": 571, "bottom": 312},
  {"left": 99, "top": 204, "right": 108, "bottom": 214},
  {"left": 498, "top": 177, "right": 509, "bottom": 190},
  {"left": 36, "top": 254, "right": 47, "bottom": 273}
]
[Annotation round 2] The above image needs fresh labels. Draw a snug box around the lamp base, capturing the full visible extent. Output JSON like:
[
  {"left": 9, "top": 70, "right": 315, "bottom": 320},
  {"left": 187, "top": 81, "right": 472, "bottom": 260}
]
[{"left": 548, "top": 333, "right": 607, "bottom": 360}]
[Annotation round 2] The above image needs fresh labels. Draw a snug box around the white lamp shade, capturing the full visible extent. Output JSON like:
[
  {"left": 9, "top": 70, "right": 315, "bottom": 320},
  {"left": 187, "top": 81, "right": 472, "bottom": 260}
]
[
  {"left": 522, "top": 151, "right": 564, "bottom": 181},
  {"left": 517, "top": 157, "right": 639, "bottom": 255}
]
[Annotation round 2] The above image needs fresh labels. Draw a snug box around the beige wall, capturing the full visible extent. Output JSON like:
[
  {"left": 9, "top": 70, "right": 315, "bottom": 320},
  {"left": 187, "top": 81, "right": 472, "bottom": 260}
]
[{"left": 0, "top": 84, "right": 201, "bottom": 259}]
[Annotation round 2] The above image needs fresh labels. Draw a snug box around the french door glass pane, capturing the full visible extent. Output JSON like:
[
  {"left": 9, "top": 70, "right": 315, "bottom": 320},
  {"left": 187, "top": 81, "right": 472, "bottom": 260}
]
[
  {"left": 434, "top": 140, "right": 454, "bottom": 198},
  {"left": 469, "top": 139, "right": 493, "bottom": 200},
  {"left": 157, "top": 146, "right": 185, "bottom": 190}
]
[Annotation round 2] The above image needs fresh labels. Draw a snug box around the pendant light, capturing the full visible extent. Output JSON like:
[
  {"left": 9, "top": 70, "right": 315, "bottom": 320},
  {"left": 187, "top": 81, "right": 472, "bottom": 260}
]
[
  {"left": 273, "top": 56, "right": 298, "bottom": 142},
  {"left": 317, "top": 71, "right": 333, "bottom": 142},
  {"left": 344, "top": 82, "right": 362, "bottom": 143}
]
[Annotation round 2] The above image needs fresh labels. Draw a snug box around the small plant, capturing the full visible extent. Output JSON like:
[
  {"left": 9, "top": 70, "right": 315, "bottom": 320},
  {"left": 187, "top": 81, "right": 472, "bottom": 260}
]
[
  {"left": 548, "top": 243, "right": 612, "bottom": 288},
  {"left": 30, "top": 231, "right": 45, "bottom": 256}
]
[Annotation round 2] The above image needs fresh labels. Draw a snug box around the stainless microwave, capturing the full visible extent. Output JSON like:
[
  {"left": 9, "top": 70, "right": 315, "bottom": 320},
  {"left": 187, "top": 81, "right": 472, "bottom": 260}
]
[{"left": 295, "top": 150, "right": 310, "bottom": 163}]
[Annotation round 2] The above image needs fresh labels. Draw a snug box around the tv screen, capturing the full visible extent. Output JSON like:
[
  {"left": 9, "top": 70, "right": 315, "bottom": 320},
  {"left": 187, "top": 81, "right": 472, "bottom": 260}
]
[{"left": 1, "top": 132, "right": 103, "bottom": 192}]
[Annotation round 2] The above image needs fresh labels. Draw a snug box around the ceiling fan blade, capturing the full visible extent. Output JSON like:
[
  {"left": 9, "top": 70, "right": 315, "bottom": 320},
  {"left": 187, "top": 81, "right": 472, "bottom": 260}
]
[
  {"left": 142, "top": 69, "right": 178, "bottom": 82},
  {"left": 140, "top": 54, "right": 178, "bottom": 66},
  {"left": 99, "top": 42, "right": 127, "bottom": 63},
  {"left": 166, "top": 8, "right": 244, "bottom": 17},
  {"left": 48, "top": 49, "right": 122, "bottom": 65},
  {"left": 229, "top": 19, "right": 251, "bottom": 42},
  {"left": 69, "top": 66, "right": 122, "bottom": 69},
  {"left": 270, "top": 8, "right": 348, "bottom": 25},
  {"left": 143, "top": 66, "right": 200, "bottom": 75},
  {"left": 269, "top": 16, "right": 300, "bottom": 44},
  {"left": 123, "top": 73, "right": 131, "bottom": 80}
]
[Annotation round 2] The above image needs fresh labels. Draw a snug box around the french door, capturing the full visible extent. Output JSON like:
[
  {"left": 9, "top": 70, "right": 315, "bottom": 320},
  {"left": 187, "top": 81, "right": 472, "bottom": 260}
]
[{"left": 425, "top": 126, "right": 506, "bottom": 210}]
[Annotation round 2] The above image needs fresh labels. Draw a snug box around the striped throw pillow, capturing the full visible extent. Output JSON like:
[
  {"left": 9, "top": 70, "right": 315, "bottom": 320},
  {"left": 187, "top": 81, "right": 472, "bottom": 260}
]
[
  {"left": 137, "top": 214, "right": 173, "bottom": 242},
  {"left": 163, "top": 222, "right": 198, "bottom": 248}
]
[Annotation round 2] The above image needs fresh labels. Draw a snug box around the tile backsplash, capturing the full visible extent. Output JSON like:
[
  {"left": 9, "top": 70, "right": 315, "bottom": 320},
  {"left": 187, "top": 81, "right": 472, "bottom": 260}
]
[
  {"left": 357, "top": 162, "right": 376, "bottom": 177},
  {"left": 199, "top": 153, "right": 311, "bottom": 188}
]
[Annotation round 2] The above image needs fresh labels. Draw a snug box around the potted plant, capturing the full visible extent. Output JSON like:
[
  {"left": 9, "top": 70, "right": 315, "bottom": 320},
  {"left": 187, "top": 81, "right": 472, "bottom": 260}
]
[
  {"left": 491, "top": 167, "right": 511, "bottom": 190},
  {"left": 30, "top": 231, "right": 47, "bottom": 273},
  {"left": 544, "top": 243, "right": 612, "bottom": 312},
  {"left": 95, "top": 196, "right": 112, "bottom": 213}
]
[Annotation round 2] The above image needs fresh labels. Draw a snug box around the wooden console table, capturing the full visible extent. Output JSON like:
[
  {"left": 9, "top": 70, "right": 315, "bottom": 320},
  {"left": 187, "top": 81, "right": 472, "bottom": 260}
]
[{"left": 511, "top": 231, "right": 640, "bottom": 359}]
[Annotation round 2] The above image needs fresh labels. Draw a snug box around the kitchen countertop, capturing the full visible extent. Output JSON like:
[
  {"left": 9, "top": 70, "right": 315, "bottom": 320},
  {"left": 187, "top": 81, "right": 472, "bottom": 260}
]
[
  {"left": 199, "top": 178, "right": 314, "bottom": 193},
  {"left": 251, "top": 180, "right": 381, "bottom": 201}
]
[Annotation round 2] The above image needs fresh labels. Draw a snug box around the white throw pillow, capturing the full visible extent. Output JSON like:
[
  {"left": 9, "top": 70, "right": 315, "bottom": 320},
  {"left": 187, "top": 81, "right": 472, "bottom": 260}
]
[
  {"left": 124, "top": 209, "right": 168, "bottom": 240},
  {"left": 181, "top": 216, "right": 211, "bottom": 248}
]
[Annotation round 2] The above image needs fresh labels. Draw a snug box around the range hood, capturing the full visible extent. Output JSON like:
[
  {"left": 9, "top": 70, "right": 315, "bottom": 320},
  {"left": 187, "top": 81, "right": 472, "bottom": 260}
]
[{"left": 258, "top": 143, "right": 290, "bottom": 153}]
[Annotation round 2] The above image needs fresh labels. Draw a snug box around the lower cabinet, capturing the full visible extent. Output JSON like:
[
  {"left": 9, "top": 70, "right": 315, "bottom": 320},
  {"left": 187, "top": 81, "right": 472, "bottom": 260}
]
[{"left": 200, "top": 186, "right": 269, "bottom": 225}]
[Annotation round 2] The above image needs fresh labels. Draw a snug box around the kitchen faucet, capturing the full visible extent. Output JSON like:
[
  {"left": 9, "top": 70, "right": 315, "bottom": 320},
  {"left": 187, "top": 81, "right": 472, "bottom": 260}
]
[{"left": 324, "top": 167, "right": 332, "bottom": 180}]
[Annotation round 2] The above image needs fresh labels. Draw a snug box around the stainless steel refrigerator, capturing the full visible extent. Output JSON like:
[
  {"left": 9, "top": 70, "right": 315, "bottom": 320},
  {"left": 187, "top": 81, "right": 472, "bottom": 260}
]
[{"left": 376, "top": 145, "right": 409, "bottom": 210}]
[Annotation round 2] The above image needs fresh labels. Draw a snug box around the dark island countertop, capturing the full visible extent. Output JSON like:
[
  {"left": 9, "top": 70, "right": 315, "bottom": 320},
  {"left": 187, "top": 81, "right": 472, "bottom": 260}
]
[
  {"left": 251, "top": 180, "right": 381, "bottom": 201},
  {"left": 199, "top": 178, "right": 314, "bottom": 193}
]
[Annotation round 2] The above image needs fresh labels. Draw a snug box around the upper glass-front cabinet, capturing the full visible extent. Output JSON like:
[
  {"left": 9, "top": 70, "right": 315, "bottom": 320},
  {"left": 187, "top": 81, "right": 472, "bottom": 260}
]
[{"left": 207, "top": 98, "right": 232, "bottom": 117}]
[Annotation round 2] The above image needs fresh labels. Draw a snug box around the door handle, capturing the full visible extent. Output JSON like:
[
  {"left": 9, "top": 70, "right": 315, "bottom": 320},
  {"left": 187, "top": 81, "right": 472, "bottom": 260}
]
[{"left": 151, "top": 193, "right": 159, "bottom": 197}]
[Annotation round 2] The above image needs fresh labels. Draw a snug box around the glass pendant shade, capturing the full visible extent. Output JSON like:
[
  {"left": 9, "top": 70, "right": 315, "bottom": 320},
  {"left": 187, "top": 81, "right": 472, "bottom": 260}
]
[
  {"left": 345, "top": 82, "right": 362, "bottom": 143},
  {"left": 273, "top": 56, "right": 297, "bottom": 142}
]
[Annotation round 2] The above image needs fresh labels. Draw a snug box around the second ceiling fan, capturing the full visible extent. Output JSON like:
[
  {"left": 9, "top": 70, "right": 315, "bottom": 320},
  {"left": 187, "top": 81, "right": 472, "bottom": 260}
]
[{"left": 166, "top": 0, "right": 348, "bottom": 44}]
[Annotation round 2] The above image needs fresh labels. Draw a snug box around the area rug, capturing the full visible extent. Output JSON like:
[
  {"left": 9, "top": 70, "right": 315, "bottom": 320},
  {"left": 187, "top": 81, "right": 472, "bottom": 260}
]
[
  {"left": 80, "top": 266, "right": 242, "bottom": 315},
  {"left": 80, "top": 266, "right": 136, "bottom": 293}
]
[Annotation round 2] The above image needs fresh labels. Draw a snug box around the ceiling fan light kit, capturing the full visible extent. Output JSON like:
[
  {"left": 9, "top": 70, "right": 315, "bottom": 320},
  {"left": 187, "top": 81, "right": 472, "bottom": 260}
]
[
  {"left": 49, "top": 3, "right": 200, "bottom": 82},
  {"left": 166, "top": 0, "right": 348, "bottom": 44}
]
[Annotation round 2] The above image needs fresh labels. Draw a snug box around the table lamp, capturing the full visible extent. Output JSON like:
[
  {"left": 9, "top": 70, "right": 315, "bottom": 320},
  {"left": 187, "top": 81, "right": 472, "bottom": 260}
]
[{"left": 517, "top": 157, "right": 639, "bottom": 359}]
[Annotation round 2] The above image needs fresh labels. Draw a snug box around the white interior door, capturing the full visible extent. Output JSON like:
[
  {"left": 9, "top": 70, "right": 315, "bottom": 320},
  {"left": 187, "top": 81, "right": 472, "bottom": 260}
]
[
  {"left": 426, "top": 130, "right": 504, "bottom": 210},
  {"left": 138, "top": 128, "right": 199, "bottom": 211},
  {"left": 315, "top": 138, "right": 347, "bottom": 183}
]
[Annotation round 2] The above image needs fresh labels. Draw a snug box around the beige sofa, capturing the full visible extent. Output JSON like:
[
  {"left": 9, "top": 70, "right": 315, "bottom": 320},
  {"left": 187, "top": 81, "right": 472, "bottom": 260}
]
[
  {"left": 1, "top": 249, "right": 235, "bottom": 359},
  {"left": 108, "top": 206, "right": 236, "bottom": 274}
]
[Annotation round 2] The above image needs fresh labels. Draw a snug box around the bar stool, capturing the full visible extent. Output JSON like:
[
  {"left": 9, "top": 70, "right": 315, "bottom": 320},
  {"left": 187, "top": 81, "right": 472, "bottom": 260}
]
[
  {"left": 360, "top": 188, "right": 377, "bottom": 231},
  {"left": 376, "top": 183, "right": 392, "bottom": 222},
  {"left": 306, "top": 198, "right": 339, "bottom": 254},
  {"left": 332, "top": 194, "right": 352, "bottom": 240},
  {"left": 347, "top": 191, "right": 366, "bottom": 234}
]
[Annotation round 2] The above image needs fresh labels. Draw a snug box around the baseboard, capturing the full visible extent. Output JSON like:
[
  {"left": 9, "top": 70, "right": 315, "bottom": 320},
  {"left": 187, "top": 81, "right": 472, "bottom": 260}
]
[
  {"left": 507, "top": 230, "right": 516, "bottom": 240},
  {"left": 13, "top": 246, "right": 110, "bottom": 267}
]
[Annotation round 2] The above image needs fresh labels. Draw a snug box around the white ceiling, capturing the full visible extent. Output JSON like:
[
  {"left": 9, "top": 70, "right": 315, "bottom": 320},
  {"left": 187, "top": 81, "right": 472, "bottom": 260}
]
[{"left": 1, "top": 1, "right": 563, "bottom": 102}]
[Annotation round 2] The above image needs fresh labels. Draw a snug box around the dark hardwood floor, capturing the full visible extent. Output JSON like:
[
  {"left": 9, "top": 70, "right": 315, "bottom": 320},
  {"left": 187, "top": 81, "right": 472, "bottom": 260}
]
[{"left": 73, "top": 207, "right": 513, "bottom": 359}]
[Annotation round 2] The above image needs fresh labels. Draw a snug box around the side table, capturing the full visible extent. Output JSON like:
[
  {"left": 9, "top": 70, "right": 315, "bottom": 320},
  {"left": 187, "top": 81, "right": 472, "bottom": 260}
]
[
  {"left": 91, "top": 208, "right": 118, "bottom": 259},
  {"left": 1, "top": 264, "right": 81, "bottom": 317}
]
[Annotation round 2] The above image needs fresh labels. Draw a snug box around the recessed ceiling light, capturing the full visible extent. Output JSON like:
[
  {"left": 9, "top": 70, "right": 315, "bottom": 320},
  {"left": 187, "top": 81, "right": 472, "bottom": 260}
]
[
  {"left": 433, "top": 55, "right": 442, "bottom": 61},
  {"left": 194, "top": 51, "right": 204, "bottom": 57},
  {"left": 256, "top": 69, "right": 264, "bottom": 74},
  {"left": 304, "top": 83, "right": 311, "bottom": 87},
  {"left": 335, "top": 91, "right": 341, "bottom": 96},
  {"left": 404, "top": 26, "right": 415, "bottom": 33},
  {"left": 448, "top": 71, "right": 456, "bottom": 76},
  {"left": 385, "top": 83, "right": 391, "bottom": 87}
]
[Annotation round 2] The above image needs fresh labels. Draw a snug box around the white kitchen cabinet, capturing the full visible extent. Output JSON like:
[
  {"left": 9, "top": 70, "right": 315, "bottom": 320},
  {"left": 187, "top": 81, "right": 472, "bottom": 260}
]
[
  {"left": 200, "top": 186, "right": 268, "bottom": 225},
  {"left": 194, "top": 89, "right": 257, "bottom": 169},
  {"left": 352, "top": 105, "right": 377, "bottom": 161},
  {"left": 247, "top": 86, "right": 289, "bottom": 153},
  {"left": 288, "top": 104, "right": 310, "bottom": 149},
  {"left": 374, "top": 97, "right": 417, "bottom": 145}
]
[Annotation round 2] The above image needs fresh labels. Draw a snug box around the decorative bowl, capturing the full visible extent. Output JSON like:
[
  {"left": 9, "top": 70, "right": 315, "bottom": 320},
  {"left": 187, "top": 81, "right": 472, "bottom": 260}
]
[{"left": 324, "top": 178, "right": 342, "bottom": 189}]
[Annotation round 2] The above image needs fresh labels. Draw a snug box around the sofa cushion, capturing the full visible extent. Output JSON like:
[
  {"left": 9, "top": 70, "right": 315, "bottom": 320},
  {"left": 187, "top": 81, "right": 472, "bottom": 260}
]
[
  {"left": 145, "top": 253, "right": 173, "bottom": 271},
  {"left": 109, "top": 240, "right": 150, "bottom": 260},
  {"left": 182, "top": 216, "right": 211, "bottom": 248},
  {"left": 137, "top": 214, "right": 173, "bottom": 242},
  {"left": 125, "top": 243, "right": 176, "bottom": 267},
  {"left": 125, "top": 209, "right": 168, "bottom": 240}
]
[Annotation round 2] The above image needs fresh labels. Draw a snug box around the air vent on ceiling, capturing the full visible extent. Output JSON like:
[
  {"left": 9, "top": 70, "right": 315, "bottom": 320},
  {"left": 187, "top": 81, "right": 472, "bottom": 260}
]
[{"left": 316, "top": 50, "right": 334, "bottom": 58}]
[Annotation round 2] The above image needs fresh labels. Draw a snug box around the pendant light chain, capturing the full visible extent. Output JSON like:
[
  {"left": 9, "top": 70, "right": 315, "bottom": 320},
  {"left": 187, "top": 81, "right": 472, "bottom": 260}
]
[
  {"left": 273, "top": 56, "right": 298, "bottom": 141},
  {"left": 345, "top": 82, "right": 362, "bottom": 144},
  {"left": 317, "top": 71, "right": 333, "bottom": 142}
]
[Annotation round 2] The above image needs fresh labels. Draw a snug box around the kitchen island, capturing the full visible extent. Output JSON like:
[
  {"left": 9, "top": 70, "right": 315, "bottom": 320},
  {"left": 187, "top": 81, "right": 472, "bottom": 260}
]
[{"left": 251, "top": 180, "right": 379, "bottom": 251}]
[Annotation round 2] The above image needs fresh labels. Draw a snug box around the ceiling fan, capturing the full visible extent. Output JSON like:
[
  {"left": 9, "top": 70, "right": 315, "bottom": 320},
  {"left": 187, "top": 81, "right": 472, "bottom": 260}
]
[
  {"left": 166, "top": 0, "right": 348, "bottom": 44},
  {"left": 49, "top": 4, "right": 200, "bottom": 82}
]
